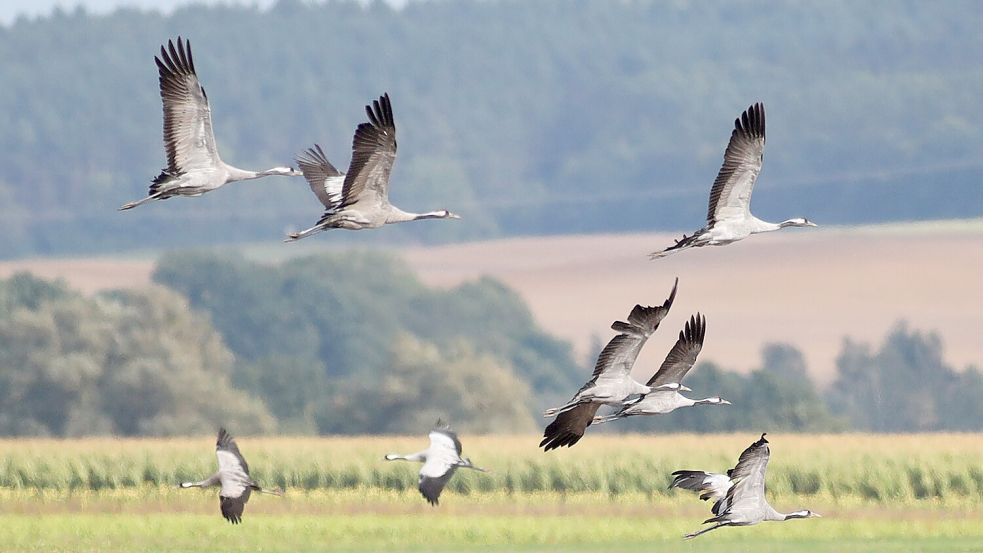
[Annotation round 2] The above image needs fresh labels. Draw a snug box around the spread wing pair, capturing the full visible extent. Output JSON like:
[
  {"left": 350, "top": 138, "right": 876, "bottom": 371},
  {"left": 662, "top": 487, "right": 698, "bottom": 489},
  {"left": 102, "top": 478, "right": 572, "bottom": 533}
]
[
  {"left": 297, "top": 95, "right": 396, "bottom": 220},
  {"left": 287, "top": 94, "right": 459, "bottom": 239},
  {"left": 542, "top": 279, "right": 694, "bottom": 450}
]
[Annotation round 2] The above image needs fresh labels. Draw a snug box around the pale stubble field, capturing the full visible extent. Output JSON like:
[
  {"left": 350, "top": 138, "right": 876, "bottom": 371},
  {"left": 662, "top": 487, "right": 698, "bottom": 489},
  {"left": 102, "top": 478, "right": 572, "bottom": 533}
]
[{"left": 4, "top": 221, "right": 981, "bottom": 384}]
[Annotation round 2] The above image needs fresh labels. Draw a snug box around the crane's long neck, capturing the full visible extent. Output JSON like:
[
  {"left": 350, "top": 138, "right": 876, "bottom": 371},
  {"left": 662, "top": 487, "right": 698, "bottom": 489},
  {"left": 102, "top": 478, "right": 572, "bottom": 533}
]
[
  {"left": 752, "top": 217, "right": 814, "bottom": 233},
  {"left": 180, "top": 472, "right": 220, "bottom": 488},
  {"left": 385, "top": 207, "right": 449, "bottom": 224},
  {"left": 226, "top": 165, "right": 298, "bottom": 182},
  {"left": 385, "top": 451, "right": 427, "bottom": 463},
  {"left": 748, "top": 216, "right": 782, "bottom": 234},
  {"left": 692, "top": 396, "right": 728, "bottom": 406}
]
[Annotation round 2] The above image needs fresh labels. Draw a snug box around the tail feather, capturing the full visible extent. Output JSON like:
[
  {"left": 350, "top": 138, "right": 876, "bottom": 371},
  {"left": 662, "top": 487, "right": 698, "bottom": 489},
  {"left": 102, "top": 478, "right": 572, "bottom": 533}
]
[
  {"left": 284, "top": 224, "right": 324, "bottom": 242},
  {"left": 459, "top": 458, "right": 489, "bottom": 473},
  {"left": 650, "top": 230, "right": 705, "bottom": 259}
]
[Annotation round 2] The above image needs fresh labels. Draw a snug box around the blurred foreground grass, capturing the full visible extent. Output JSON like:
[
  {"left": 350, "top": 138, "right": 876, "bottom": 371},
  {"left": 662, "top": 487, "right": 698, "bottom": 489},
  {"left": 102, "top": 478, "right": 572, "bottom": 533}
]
[
  {"left": 1, "top": 434, "right": 981, "bottom": 552},
  {"left": 2, "top": 434, "right": 982, "bottom": 502},
  {"left": 0, "top": 508, "right": 980, "bottom": 553}
]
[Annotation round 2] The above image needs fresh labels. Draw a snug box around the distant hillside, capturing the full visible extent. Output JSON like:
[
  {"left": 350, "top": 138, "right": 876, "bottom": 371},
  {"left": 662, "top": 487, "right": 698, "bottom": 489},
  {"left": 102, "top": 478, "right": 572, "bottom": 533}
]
[{"left": 1, "top": 0, "right": 982, "bottom": 257}]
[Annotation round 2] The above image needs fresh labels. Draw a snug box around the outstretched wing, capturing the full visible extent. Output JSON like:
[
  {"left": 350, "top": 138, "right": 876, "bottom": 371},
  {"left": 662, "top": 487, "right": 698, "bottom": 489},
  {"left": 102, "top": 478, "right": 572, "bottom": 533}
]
[
  {"left": 706, "top": 103, "right": 765, "bottom": 225},
  {"left": 156, "top": 37, "right": 221, "bottom": 174},
  {"left": 589, "top": 278, "right": 678, "bottom": 382},
  {"left": 340, "top": 93, "right": 397, "bottom": 209},
  {"left": 296, "top": 144, "right": 345, "bottom": 210},
  {"left": 219, "top": 488, "right": 251, "bottom": 524},
  {"left": 708, "top": 433, "right": 770, "bottom": 519},
  {"left": 418, "top": 466, "right": 456, "bottom": 506},
  {"left": 669, "top": 470, "right": 732, "bottom": 505},
  {"left": 216, "top": 427, "right": 250, "bottom": 475},
  {"left": 647, "top": 313, "right": 706, "bottom": 387},
  {"left": 429, "top": 420, "right": 463, "bottom": 457},
  {"left": 419, "top": 420, "right": 463, "bottom": 505},
  {"left": 539, "top": 403, "right": 600, "bottom": 451}
]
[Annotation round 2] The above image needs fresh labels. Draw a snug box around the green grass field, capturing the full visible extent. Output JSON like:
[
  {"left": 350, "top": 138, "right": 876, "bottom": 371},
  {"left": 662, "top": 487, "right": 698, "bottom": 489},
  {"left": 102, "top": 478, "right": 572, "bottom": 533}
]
[{"left": 1, "top": 434, "right": 981, "bottom": 552}]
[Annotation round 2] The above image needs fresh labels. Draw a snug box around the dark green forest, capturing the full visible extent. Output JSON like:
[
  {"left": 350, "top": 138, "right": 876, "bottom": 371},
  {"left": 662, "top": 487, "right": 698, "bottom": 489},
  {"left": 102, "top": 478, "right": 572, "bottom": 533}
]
[
  {"left": 1, "top": 0, "right": 982, "bottom": 257},
  {"left": 0, "top": 257, "right": 979, "bottom": 436}
]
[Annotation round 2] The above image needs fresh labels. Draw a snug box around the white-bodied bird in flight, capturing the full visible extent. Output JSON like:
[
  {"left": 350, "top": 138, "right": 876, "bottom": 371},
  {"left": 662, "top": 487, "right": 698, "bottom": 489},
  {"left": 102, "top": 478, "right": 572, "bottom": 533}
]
[
  {"left": 671, "top": 433, "right": 821, "bottom": 539},
  {"left": 650, "top": 103, "right": 815, "bottom": 258},
  {"left": 384, "top": 420, "right": 487, "bottom": 506},
  {"left": 540, "top": 279, "right": 688, "bottom": 450},
  {"left": 120, "top": 37, "right": 300, "bottom": 211},
  {"left": 286, "top": 93, "right": 460, "bottom": 240},
  {"left": 179, "top": 428, "right": 282, "bottom": 524}
]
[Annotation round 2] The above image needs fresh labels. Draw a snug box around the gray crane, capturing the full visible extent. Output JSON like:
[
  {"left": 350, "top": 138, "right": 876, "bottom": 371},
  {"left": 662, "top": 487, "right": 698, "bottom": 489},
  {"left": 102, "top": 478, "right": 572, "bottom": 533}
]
[
  {"left": 540, "top": 279, "right": 687, "bottom": 450},
  {"left": 285, "top": 93, "right": 460, "bottom": 240},
  {"left": 179, "top": 428, "right": 281, "bottom": 524},
  {"left": 384, "top": 420, "right": 487, "bottom": 506},
  {"left": 120, "top": 37, "right": 300, "bottom": 210},
  {"left": 671, "top": 433, "right": 821, "bottom": 539},
  {"left": 650, "top": 103, "right": 816, "bottom": 258},
  {"left": 592, "top": 313, "right": 730, "bottom": 424}
]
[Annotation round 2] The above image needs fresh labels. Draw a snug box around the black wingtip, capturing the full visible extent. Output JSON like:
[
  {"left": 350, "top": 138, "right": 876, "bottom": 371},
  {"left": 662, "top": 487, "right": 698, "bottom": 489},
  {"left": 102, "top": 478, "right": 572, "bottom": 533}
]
[
  {"left": 666, "top": 277, "right": 679, "bottom": 307},
  {"left": 683, "top": 313, "right": 706, "bottom": 344},
  {"left": 736, "top": 102, "right": 766, "bottom": 140},
  {"left": 217, "top": 427, "right": 232, "bottom": 447},
  {"left": 365, "top": 92, "right": 394, "bottom": 129}
]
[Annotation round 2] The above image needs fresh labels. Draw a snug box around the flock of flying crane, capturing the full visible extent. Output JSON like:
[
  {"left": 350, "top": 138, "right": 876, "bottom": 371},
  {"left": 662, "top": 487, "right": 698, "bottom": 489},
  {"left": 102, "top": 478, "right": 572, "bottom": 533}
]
[{"left": 120, "top": 37, "right": 821, "bottom": 538}]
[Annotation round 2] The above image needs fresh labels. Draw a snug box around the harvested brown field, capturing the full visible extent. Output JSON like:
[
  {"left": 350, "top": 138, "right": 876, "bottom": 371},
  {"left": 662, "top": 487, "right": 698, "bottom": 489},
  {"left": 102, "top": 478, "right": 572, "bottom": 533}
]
[{"left": 1, "top": 220, "right": 980, "bottom": 382}]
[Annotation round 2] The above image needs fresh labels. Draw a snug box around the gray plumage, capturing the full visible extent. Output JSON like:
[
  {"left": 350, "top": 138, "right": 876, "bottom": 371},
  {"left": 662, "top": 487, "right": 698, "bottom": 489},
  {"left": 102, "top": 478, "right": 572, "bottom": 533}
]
[
  {"left": 385, "top": 420, "right": 487, "bottom": 506},
  {"left": 285, "top": 93, "right": 460, "bottom": 240},
  {"left": 671, "top": 434, "right": 821, "bottom": 539},
  {"left": 592, "top": 313, "right": 730, "bottom": 424},
  {"left": 179, "top": 428, "right": 281, "bottom": 524},
  {"left": 295, "top": 144, "right": 345, "bottom": 211},
  {"left": 540, "top": 279, "right": 686, "bottom": 450},
  {"left": 650, "top": 103, "right": 816, "bottom": 258},
  {"left": 120, "top": 37, "right": 300, "bottom": 210}
]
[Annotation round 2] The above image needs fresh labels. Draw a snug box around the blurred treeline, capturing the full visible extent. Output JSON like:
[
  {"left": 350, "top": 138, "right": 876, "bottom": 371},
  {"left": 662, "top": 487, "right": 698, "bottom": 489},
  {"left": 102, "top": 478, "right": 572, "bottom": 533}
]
[
  {"left": 2, "top": 0, "right": 983, "bottom": 258},
  {"left": 0, "top": 253, "right": 980, "bottom": 436}
]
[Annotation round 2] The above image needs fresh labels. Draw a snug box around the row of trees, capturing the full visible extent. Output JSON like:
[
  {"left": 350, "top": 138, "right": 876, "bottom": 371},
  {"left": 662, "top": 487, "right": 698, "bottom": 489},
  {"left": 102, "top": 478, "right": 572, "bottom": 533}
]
[
  {"left": 0, "top": 256, "right": 979, "bottom": 436},
  {"left": 151, "top": 250, "right": 579, "bottom": 433},
  {"left": 2, "top": 0, "right": 982, "bottom": 257},
  {"left": 0, "top": 273, "right": 275, "bottom": 436}
]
